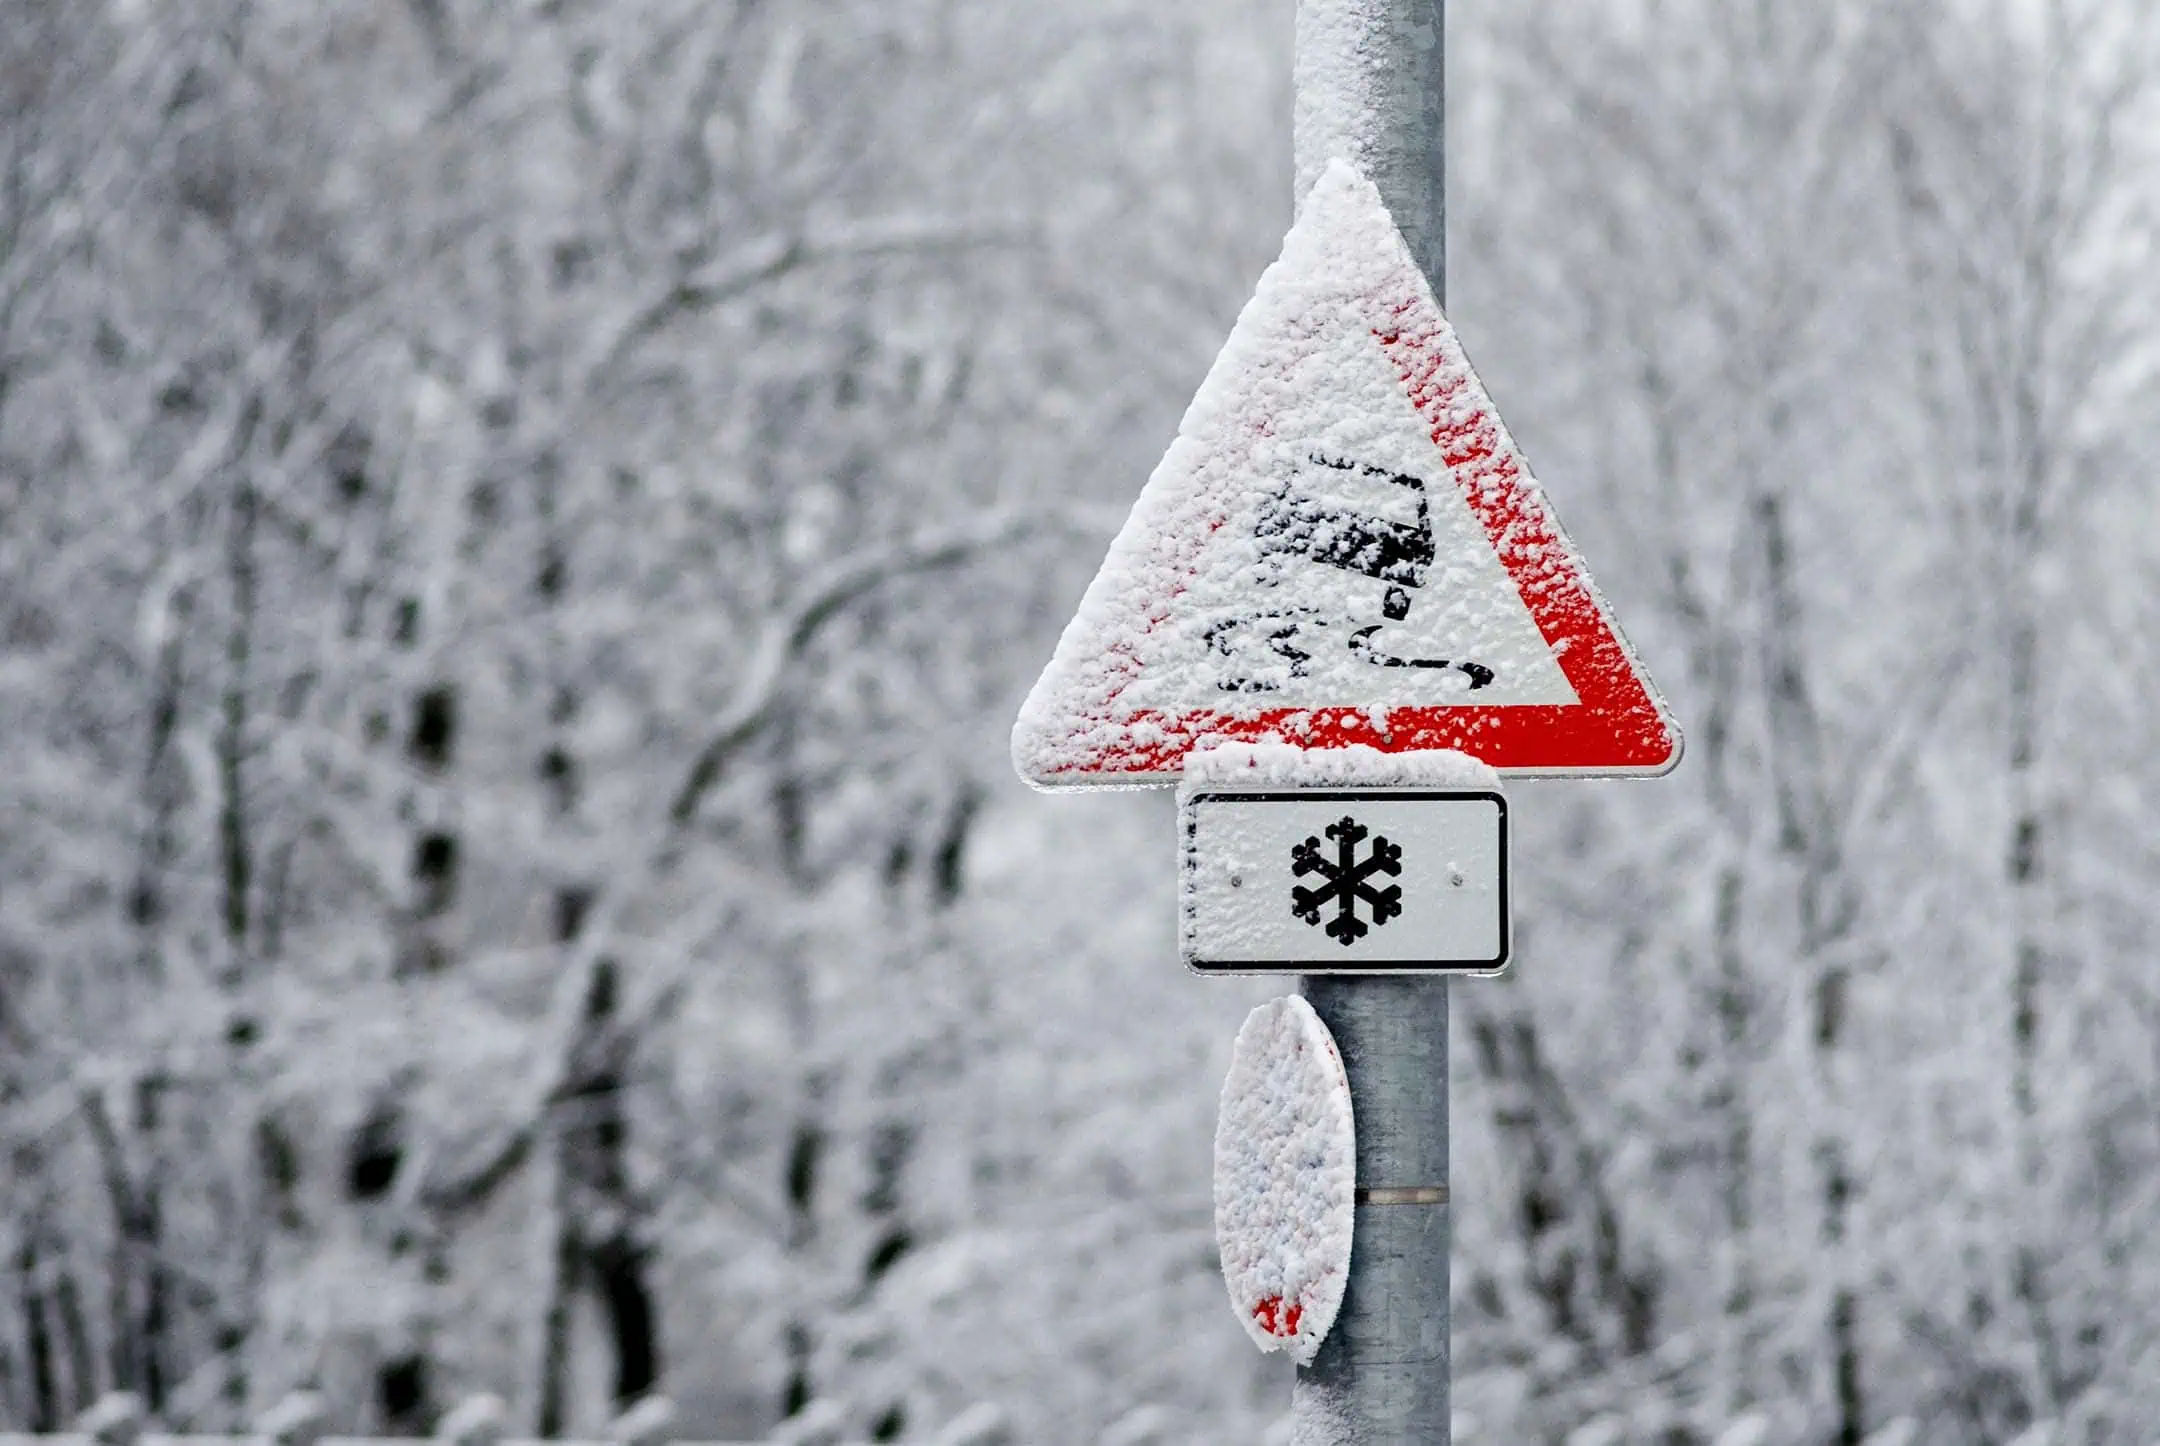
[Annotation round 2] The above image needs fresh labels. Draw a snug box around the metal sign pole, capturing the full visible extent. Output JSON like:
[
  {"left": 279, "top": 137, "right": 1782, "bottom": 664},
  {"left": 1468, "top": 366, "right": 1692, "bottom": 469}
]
[
  {"left": 1293, "top": 3, "right": 1450, "bottom": 1442},
  {"left": 1296, "top": 979, "right": 1451, "bottom": 1440}
]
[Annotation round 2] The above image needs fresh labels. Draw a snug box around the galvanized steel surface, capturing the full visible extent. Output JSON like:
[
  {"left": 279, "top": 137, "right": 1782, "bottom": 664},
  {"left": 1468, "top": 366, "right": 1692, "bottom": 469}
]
[
  {"left": 1295, "top": 976, "right": 1452, "bottom": 1443},
  {"left": 1292, "top": 0, "right": 1451, "bottom": 1436}
]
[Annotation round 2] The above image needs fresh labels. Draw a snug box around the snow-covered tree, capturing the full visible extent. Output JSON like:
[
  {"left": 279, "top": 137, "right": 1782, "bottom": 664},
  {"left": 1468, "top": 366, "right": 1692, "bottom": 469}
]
[{"left": 4, "top": 1, "right": 2159, "bottom": 1444}]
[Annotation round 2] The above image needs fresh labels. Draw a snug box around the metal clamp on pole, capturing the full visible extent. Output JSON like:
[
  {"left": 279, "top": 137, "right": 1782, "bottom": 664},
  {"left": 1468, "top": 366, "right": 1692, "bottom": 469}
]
[{"left": 1356, "top": 1185, "right": 1450, "bottom": 1206}]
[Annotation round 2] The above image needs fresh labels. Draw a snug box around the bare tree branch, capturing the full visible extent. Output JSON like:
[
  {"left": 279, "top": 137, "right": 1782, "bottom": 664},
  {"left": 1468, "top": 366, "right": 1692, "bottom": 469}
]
[{"left": 666, "top": 508, "right": 1032, "bottom": 830}]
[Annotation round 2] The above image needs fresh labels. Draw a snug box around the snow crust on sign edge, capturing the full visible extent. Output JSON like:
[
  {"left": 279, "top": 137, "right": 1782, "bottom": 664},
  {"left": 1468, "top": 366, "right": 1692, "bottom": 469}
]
[
  {"left": 1215, "top": 995, "right": 1356, "bottom": 1366},
  {"left": 1183, "top": 741, "right": 1499, "bottom": 794}
]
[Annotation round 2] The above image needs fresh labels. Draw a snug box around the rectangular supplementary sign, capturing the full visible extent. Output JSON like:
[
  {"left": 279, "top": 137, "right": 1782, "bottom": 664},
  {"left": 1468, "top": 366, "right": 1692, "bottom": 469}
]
[{"left": 1181, "top": 790, "right": 1508, "bottom": 974}]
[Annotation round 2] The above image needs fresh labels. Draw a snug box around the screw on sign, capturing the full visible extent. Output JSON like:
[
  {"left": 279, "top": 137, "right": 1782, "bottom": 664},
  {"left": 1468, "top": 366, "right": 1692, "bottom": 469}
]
[{"left": 1292, "top": 816, "right": 1404, "bottom": 944}]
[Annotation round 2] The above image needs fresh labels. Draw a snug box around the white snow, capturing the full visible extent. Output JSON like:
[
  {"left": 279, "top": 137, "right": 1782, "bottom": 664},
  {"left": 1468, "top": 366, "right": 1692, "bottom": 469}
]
[
  {"left": 1214, "top": 996, "right": 1357, "bottom": 1365},
  {"left": 1292, "top": 0, "right": 1385, "bottom": 217},
  {"left": 1182, "top": 741, "right": 1500, "bottom": 792},
  {"left": 1289, "top": 1379, "right": 1361, "bottom": 1446},
  {"left": 1012, "top": 159, "right": 1630, "bottom": 787}
]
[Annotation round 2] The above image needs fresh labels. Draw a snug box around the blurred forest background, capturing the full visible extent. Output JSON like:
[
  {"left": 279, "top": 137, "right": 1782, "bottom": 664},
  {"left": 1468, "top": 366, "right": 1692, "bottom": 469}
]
[{"left": 3, "top": 2, "right": 2159, "bottom": 1443}]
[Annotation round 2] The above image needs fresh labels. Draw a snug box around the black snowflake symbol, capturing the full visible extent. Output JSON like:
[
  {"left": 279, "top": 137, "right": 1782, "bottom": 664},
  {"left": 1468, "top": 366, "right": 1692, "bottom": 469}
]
[{"left": 1291, "top": 816, "right": 1404, "bottom": 946}]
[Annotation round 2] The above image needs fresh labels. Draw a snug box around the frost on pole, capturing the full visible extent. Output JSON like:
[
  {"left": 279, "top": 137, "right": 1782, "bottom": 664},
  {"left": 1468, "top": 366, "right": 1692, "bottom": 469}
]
[
  {"left": 1013, "top": 160, "right": 1679, "bottom": 786},
  {"left": 1214, "top": 995, "right": 1357, "bottom": 1365}
]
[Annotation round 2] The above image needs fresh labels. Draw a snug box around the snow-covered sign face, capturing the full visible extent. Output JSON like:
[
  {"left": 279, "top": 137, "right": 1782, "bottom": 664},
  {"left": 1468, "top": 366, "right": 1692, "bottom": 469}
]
[
  {"left": 1178, "top": 742, "right": 1510, "bottom": 975},
  {"left": 1013, "top": 161, "right": 1680, "bottom": 784},
  {"left": 1182, "top": 790, "right": 1507, "bottom": 974},
  {"left": 1214, "top": 996, "right": 1356, "bottom": 1365}
]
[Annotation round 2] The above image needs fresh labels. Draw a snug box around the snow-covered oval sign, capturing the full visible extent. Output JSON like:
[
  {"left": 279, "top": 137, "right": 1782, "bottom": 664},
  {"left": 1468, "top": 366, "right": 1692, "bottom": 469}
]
[{"left": 1214, "top": 995, "right": 1356, "bottom": 1363}]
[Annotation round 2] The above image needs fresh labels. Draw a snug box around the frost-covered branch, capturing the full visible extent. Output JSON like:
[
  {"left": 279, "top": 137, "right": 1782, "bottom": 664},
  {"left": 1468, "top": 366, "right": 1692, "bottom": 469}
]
[
  {"left": 590, "top": 215, "right": 1031, "bottom": 386},
  {"left": 665, "top": 508, "right": 1032, "bottom": 831}
]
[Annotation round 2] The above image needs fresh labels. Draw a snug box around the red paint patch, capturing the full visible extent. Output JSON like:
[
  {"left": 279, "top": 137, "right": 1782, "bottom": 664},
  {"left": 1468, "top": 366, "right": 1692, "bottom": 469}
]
[{"left": 1252, "top": 1295, "right": 1304, "bottom": 1338}]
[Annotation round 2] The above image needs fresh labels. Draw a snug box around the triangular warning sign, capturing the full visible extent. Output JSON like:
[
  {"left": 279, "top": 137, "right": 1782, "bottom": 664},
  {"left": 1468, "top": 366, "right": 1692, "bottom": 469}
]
[{"left": 1014, "top": 161, "right": 1680, "bottom": 785}]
